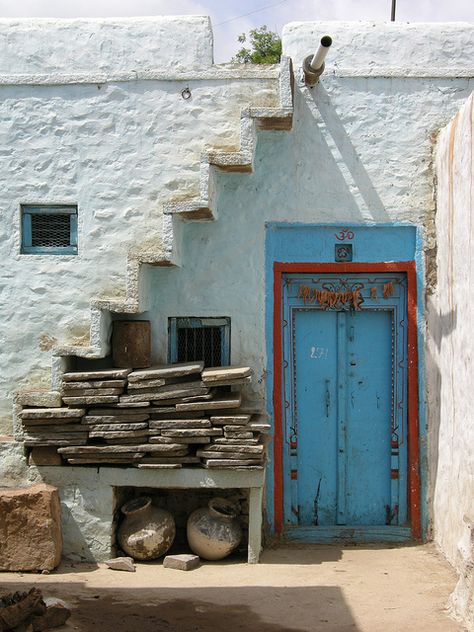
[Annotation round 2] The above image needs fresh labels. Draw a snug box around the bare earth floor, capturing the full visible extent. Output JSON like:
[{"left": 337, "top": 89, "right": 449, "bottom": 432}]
[{"left": 0, "top": 544, "right": 463, "bottom": 632}]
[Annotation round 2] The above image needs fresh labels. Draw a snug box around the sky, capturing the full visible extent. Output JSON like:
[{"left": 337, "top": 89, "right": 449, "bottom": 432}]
[{"left": 0, "top": 0, "right": 472, "bottom": 62}]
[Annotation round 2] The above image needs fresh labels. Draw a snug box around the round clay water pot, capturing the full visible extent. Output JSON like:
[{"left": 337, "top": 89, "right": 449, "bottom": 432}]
[
  {"left": 187, "top": 497, "right": 242, "bottom": 561},
  {"left": 117, "top": 496, "right": 175, "bottom": 561}
]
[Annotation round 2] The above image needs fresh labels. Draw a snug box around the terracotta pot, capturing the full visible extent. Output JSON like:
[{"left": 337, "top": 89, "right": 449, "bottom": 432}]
[
  {"left": 117, "top": 496, "right": 175, "bottom": 561},
  {"left": 187, "top": 497, "right": 242, "bottom": 561}
]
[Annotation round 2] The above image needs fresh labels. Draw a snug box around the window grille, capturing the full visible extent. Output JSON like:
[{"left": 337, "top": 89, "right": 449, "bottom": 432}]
[
  {"left": 169, "top": 318, "right": 230, "bottom": 367},
  {"left": 21, "top": 205, "right": 78, "bottom": 255}
]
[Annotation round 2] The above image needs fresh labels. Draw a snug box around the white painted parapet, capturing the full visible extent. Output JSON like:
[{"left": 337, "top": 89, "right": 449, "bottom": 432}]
[
  {"left": 283, "top": 21, "right": 474, "bottom": 77},
  {"left": 0, "top": 16, "right": 214, "bottom": 73}
]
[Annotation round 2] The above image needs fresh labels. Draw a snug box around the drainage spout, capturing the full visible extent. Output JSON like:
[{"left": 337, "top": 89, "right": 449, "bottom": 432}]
[{"left": 303, "top": 35, "right": 332, "bottom": 86}]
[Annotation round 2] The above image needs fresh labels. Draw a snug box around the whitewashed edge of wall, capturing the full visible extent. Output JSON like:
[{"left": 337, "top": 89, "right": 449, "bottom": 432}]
[{"left": 431, "top": 92, "right": 474, "bottom": 630}]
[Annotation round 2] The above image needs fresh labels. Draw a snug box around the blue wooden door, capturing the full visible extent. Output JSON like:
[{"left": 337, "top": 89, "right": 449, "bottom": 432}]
[{"left": 282, "top": 274, "right": 408, "bottom": 540}]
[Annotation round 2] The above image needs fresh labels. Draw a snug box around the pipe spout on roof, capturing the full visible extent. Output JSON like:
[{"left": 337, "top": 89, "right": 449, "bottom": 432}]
[{"left": 303, "top": 35, "right": 332, "bottom": 86}]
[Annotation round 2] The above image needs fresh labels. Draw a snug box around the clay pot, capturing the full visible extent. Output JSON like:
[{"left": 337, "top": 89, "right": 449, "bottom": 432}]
[
  {"left": 117, "top": 496, "right": 175, "bottom": 561},
  {"left": 187, "top": 497, "right": 242, "bottom": 561}
]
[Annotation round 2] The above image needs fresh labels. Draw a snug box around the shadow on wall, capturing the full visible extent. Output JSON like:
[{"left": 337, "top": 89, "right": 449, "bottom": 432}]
[
  {"left": 0, "top": 583, "right": 361, "bottom": 632},
  {"left": 424, "top": 294, "right": 457, "bottom": 532},
  {"left": 301, "top": 82, "right": 390, "bottom": 223}
]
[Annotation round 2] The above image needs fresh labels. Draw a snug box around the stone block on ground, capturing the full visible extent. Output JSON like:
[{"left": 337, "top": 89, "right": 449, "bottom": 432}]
[
  {"left": 163, "top": 554, "right": 200, "bottom": 571},
  {"left": 31, "top": 597, "right": 71, "bottom": 631},
  {"left": 105, "top": 557, "right": 136, "bottom": 572},
  {"left": 0, "top": 483, "right": 62, "bottom": 571}
]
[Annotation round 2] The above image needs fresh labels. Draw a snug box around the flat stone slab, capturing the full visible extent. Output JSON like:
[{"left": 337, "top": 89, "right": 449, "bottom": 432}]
[
  {"left": 201, "top": 366, "right": 252, "bottom": 382},
  {"left": 224, "top": 431, "right": 255, "bottom": 439},
  {"left": 62, "top": 380, "right": 127, "bottom": 389},
  {"left": 163, "top": 554, "right": 200, "bottom": 571},
  {"left": 62, "top": 396, "right": 120, "bottom": 405},
  {"left": 105, "top": 557, "right": 136, "bottom": 572},
  {"left": 180, "top": 393, "right": 214, "bottom": 402},
  {"left": 17, "top": 391, "right": 62, "bottom": 408},
  {"left": 210, "top": 415, "right": 250, "bottom": 425},
  {"left": 0, "top": 484, "right": 62, "bottom": 571},
  {"left": 200, "top": 444, "right": 264, "bottom": 454},
  {"left": 138, "top": 444, "right": 190, "bottom": 453},
  {"left": 128, "top": 362, "right": 204, "bottom": 382},
  {"left": 176, "top": 395, "right": 241, "bottom": 412},
  {"left": 149, "top": 419, "right": 211, "bottom": 429},
  {"left": 213, "top": 437, "right": 259, "bottom": 445},
  {"left": 202, "top": 458, "right": 263, "bottom": 467},
  {"left": 127, "top": 379, "right": 166, "bottom": 391},
  {"left": 22, "top": 423, "right": 87, "bottom": 433},
  {"left": 83, "top": 414, "right": 150, "bottom": 424},
  {"left": 62, "top": 388, "right": 124, "bottom": 397},
  {"left": 21, "top": 408, "right": 85, "bottom": 419},
  {"left": 62, "top": 369, "right": 131, "bottom": 381},
  {"left": 200, "top": 376, "right": 252, "bottom": 387},
  {"left": 247, "top": 423, "right": 271, "bottom": 433},
  {"left": 87, "top": 423, "right": 149, "bottom": 431},
  {"left": 116, "top": 402, "right": 151, "bottom": 408},
  {"left": 197, "top": 450, "right": 264, "bottom": 460},
  {"left": 161, "top": 428, "right": 222, "bottom": 437},
  {"left": 150, "top": 386, "right": 209, "bottom": 401},
  {"left": 89, "top": 429, "right": 149, "bottom": 439},
  {"left": 24, "top": 438, "right": 88, "bottom": 447},
  {"left": 150, "top": 436, "right": 211, "bottom": 444},
  {"left": 136, "top": 463, "right": 182, "bottom": 469},
  {"left": 58, "top": 446, "right": 146, "bottom": 454},
  {"left": 66, "top": 458, "right": 142, "bottom": 465},
  {"left": 21, "top": 416, "right": 84, "bottom": 426}
]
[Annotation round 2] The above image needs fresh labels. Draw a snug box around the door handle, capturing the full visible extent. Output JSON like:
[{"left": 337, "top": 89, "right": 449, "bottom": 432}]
[{"left": 325, "top": 379, "right": 331, "bottom": 418}]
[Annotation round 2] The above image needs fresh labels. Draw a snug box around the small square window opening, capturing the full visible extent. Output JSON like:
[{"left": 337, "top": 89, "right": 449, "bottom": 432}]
[
  {"left": 21, "top": 205, "right": 78, "bottom": 255},
  {"left": 169, "top": 317, "right": 230, "bottom": 367}
]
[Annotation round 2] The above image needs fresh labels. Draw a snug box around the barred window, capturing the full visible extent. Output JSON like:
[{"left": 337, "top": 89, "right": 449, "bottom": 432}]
[
  {"left": 169, "top": 318, "right": 230, "bottom": 367},
  {"left": 21, "top": 205, "right": 78, "bottom": 255}
]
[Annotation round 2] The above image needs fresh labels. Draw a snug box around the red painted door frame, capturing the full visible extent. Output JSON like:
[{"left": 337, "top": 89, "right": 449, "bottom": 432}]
[{"left": 272, "top": 261, "right": 421, "bottom": 539}]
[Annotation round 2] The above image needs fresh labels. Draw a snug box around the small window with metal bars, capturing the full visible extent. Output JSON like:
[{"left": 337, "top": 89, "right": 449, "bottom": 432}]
[
  {"left": 168, "top": 317, "right": 230, "bottom": 367},
  {"left": 21, "top": 205, "right": 78, "bottom": 255}
]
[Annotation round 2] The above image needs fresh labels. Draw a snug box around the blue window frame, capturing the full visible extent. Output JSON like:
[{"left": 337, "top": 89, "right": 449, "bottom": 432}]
[
  {"left": 21, "top": 205, "right": 78, "bottom": 255},
  {"left": 168, "top": 317, "right": 230, "bottom": 367}
]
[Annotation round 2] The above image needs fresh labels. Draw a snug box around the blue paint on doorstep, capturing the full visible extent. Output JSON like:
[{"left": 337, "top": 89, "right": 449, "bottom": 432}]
[
  {"left": 264, "top": 223, "right": 426, "bottom": 541},
  {"left": 284, "top": 526, "right": 412, "bottom": 544}
]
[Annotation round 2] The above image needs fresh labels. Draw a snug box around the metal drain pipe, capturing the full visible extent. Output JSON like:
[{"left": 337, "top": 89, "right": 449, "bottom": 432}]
[{"left": 303, "top": 35, "right": 332, "bottom": 86}]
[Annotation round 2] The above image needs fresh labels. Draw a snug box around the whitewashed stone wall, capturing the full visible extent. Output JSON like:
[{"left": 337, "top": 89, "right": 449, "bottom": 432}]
[
  {"left": 429, "top": 92, "right": 474, "bottom": 630},
  {"left": 0, "top": 17, "right": 281, "bottom": 433}
]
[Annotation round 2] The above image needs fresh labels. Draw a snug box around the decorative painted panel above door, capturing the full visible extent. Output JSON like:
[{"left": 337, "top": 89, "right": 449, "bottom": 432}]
[{"left": 281, "top": 273, "right": 409, "bottom": 541}]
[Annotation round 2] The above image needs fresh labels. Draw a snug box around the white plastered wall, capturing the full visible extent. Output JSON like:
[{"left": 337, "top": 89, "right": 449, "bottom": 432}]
[
  {"left": 429, "top": 92, "right": 474, "bottom": 630},
  {"left": 0, "top": 16, "right": 281, "bottom": 433}
]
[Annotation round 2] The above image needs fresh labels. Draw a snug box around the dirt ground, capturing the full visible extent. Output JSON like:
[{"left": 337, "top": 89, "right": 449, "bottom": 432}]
[{"left": 0, "top": 544, "right": 463, "bottom": 632}]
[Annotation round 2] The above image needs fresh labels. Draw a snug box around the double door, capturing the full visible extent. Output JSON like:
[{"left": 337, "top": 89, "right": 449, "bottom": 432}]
[{"left": 282, "top": 273, "right": 408, "bottom": 538}]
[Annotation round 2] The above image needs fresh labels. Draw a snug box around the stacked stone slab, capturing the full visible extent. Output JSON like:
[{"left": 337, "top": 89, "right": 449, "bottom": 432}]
[
  {"left": 21, "top": 408, "right": 87, "bottom": 447},
  {"left": 19, "top": 362, "right": 268, "bottom": 469}
]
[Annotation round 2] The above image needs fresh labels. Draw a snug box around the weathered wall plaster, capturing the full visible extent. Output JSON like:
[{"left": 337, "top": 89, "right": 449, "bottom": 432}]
[
  {"left": 429, "top": 92, "right": 474, "bottom": 630},
  {"left": 0, "top": 17, "right": 281, "bottom": 433}
]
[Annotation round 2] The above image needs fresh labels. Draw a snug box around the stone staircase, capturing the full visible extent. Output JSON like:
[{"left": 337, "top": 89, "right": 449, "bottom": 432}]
[{"left": 14, "top": 57, "right": 294, "bottom": 434}]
